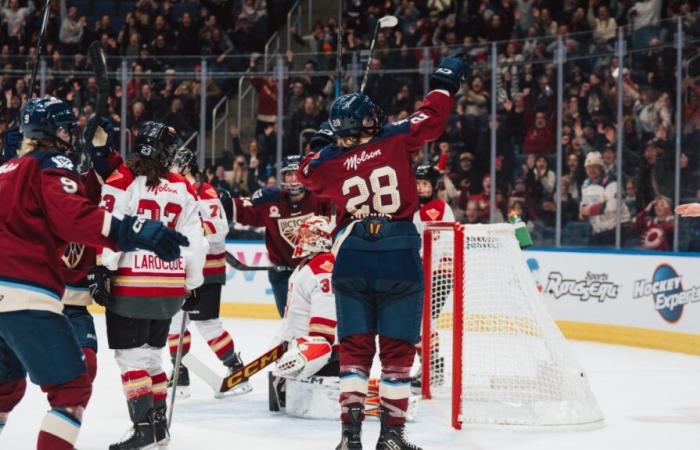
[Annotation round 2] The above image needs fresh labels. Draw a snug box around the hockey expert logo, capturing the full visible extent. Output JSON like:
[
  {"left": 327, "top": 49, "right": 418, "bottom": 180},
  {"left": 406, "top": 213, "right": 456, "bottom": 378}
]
[{"left": 632, "top": 264, "right": 700, "bottom": 323}]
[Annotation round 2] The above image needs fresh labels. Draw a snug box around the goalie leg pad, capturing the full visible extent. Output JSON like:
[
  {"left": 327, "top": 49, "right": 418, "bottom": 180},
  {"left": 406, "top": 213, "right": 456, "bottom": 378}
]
[{"left": 286, "top": 376, "right": 340, "bottom": 419}]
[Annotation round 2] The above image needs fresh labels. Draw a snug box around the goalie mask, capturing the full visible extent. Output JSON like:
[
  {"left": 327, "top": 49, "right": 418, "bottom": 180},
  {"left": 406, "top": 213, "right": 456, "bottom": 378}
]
[
  {"left": 135, "top": 121, "right": 177, "bottom": 168},
  {"left": 293, "top": 215, "right": 333, "bottom": 259},
  {"left": 281, "top": 155, "right": 305, "bottom": 196}
]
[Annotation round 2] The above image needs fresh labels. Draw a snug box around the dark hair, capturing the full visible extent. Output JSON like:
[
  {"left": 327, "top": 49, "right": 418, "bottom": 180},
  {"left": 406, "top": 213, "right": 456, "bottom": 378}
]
[{"left": 126, "top": 154, "right": 169, "bottom": 187}]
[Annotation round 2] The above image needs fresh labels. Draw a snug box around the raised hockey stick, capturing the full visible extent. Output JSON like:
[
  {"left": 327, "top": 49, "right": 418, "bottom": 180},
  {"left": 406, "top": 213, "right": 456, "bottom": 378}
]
[
  {"left": 181, "top": 343, "right": 287, "bottom": 394},
  {"left": 359, "top": 15, "right": 398, "bottom": 94},
  {"left": 168, "top": 311, "right": 189, "bottom": 427},
  {"left": 28, "top": 1, "right": 51, "bottom": 98},
  {"left": 83, "top": 41, "right": 109, "bottom": 150},
  {"left": 225, "top": 251, "right": 280, "bottom": 272}
]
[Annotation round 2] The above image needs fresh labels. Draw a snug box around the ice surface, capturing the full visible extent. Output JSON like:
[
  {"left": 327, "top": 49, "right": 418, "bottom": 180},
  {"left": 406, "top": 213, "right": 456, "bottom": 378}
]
[{"left": 3, "top": 317, "right": 699, "bottom": 450}]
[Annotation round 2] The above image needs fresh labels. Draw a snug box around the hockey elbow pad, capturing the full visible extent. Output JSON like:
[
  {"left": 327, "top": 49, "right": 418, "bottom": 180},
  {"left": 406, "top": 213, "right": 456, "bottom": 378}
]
[
  {"left": 430, "top": 57, "right": 470, "bottom": 96},
  {"left": 87, "top": 265, "right": 112, "bottom": 307},
  {"left": 110, "top": 215, "right": 189, "bottom": 262}
]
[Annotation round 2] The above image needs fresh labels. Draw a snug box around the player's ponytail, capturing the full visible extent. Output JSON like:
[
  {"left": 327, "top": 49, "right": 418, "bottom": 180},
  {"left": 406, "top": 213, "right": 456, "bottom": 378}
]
[{"left": 126, "top": 154, "right": 169, "bottom": 188}]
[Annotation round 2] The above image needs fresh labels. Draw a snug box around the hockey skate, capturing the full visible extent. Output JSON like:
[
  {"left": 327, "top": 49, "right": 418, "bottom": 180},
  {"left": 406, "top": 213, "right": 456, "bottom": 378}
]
[
  {"left": 168, "top": 364, "right": 190, "bottom": 399},
  {"left": 152, "top": 405, "right": 170, "bottom": 447},
  {"left": 376, "top": 408, "right": 422, "bottom": 450},
  {"left": 335, "top": 407, "right": 363, "bottom": 450},
  {"left": 109, "top": 420, "right": 156, "bottom": 450},
  {"left": 215, "top": 352, "right": 252, "bottom": 398}
]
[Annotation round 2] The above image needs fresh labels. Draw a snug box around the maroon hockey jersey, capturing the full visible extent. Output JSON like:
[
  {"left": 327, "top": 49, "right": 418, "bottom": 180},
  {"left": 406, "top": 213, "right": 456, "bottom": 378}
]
[
  {"left": 232, "top": 189, "right": 334, "bottom": 267},
  {"left": 299, "top": 90, "right": 453, "bottom": 229},
  {"left": 0, "top": 151, "right": 115, "bottom": 314}
]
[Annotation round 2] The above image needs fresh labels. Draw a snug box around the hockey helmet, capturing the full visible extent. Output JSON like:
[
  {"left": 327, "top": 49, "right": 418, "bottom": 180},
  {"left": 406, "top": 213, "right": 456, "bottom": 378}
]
[
  {"left": 171, "top": 147, "right": 199, "bottom": 175},
  {"left": 415, "top": 164, "right": 440, "bottom": 202},
  {"left": 293, "top": 215, "right": 333, "bottom": 258},
  {"left": 20, "top": 97, "right": 78, "bottom": 151},
  {"left": 281, "top": 154, "right": 305, "bottom": 196},
  {"left": 328, "top": 93, "right": 385, "bottom": 138},
  {"left": 135, "top": 121, "right": 177, "bottom": 167}
]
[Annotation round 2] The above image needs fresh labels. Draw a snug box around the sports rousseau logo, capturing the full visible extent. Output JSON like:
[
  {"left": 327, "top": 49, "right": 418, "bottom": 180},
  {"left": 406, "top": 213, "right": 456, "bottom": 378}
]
[
  {"left": 632, "top": 264, "right": 700, "bottom": 323},
  {"left": 544, "top": 271, "right": 620, "bottom": 302},
  {"left": 343, "top": 149, "right": 382, "bottom": 171}
]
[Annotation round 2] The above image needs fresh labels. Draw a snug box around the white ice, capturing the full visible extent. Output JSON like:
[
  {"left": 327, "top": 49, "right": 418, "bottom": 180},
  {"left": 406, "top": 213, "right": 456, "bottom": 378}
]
[{"left": 3, "top": 317, "right": 700, "bottom": 450}]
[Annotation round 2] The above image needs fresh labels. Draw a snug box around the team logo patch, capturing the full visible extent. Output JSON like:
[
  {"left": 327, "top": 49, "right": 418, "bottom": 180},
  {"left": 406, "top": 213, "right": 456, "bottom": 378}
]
[
  {"left": 62, "top": 242, "right": 85, "bottom": 269},
  {"left": 106, "top": 170, "right": 124, "bottom": 183},
  {"left": 51, "top": 155, "right": 74, "bottom": 170},
  {"left": 425, "top": 208, "right": 440, "bottom": 220},
  {"left": 269, "top": 206, "right": 281, "bottom": 218},
  {"left": 278, "top": 213, "right": 314, "bottom": 247},
  {"left": 319, "top": 260, "right": 334, "bottom": 273}
]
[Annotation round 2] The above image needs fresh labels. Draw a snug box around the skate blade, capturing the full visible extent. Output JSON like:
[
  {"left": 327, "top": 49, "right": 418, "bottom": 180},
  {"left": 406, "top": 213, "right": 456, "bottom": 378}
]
[{"left": 214, "top": 382, "right": 253, "bottom": 399}]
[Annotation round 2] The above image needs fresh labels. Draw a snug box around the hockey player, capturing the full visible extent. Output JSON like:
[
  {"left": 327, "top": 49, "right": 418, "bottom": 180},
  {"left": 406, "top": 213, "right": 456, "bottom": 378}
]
[
  {"left": 269, "top": 215, "right": 338, "bottom": 415},
  {"left": 232, "top": 155, "right": 334, "bottom": 317},
  {"left": 167, "top": 148, "right": 249, "bottom": 397},
  {"left": 0, "top": 97, "right": 187, "bottom": 450},
  {"left": 299, "top": 56, "right": 469, "bottom": 450},
  {"left": 89, "top": 122, "right": 208, "bottom": 449},
  {"left": 411, "top": 164, "right": 455, "bottom": 390}
]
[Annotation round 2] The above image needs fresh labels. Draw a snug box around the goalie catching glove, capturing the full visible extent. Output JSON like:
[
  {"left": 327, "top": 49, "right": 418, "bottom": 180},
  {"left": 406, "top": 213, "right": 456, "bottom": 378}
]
[{"left": 273, "top": 336, "right": 332, "bottom": 380}]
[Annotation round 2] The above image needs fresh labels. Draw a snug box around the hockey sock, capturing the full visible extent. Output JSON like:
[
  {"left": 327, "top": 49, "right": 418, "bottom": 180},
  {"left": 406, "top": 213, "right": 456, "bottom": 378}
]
[
  {"left": 0, "top": 378, "right": 26, "bottom": 415},
  {"left": 83, "top": 347, "right": 98, "bottom": 383},
  {"left": 37, "top": 407, "right": 82, "bottom": 450},
  {"left": 339, "top": 333, "right": 376, "bottom": 423},
  {"left": 193, "top": 319, "right": 236, "bottom": 367},
  {"left": 150, "top": 372, "right": 168, "bottom": 409},
  {"left": 168, "top": 330, "right": 191, "bottom": 360},
  {"left": 121, "top": 370, "right": 153, "bottom": 423},
  {"left": 378, "top": 336, "right": 416, "bottom": 427}
]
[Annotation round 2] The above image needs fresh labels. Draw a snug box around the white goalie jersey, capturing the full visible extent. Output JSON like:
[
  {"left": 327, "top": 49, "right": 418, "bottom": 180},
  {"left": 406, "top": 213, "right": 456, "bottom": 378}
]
[{"left": 278, "top": 252, "right": 337, "bottom": 345}]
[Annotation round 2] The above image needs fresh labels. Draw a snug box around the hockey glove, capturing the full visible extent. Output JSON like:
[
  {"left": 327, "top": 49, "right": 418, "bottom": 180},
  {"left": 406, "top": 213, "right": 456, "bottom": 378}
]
[
  {"left": 272, "top": 336, "right": 332, "bottom": 380},
  {"left": 87, "top": 116, "right": 116, "bottom": 179},
  {"left": 110, "top": 215, "right": 189, "bottom": 262},
  {"left": 309, "top": 121, "right": 335, "bottom": 153},
  {"left": 87, "top": 265, "right": 112, "bottom": 307},
  {"left": 181, "top": 290, "right": 199, "bottom": 312},
  {"left": 430, "top": 57, "right": 471, "bottom": 96}
]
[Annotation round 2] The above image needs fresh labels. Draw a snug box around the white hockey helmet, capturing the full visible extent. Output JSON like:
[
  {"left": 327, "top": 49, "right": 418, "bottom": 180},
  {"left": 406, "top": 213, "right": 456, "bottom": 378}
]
[{"left": 293, "top": 215, "right": 333, "bottom": 258}]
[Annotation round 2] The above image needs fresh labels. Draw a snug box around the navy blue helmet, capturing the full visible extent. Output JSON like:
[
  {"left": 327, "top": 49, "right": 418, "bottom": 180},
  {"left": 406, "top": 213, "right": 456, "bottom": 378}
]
[
  {"left": 281, "top": 154, "right": 305, "bottom": 196},
  {"left": 135, "top": 121, "right": 177, "bottom": 167},
  {"left": 20, "top": 97, "right": 78, "bottom": 151},
  {"left": 328, "top": 93, "right": 385, "bottom": 138}
]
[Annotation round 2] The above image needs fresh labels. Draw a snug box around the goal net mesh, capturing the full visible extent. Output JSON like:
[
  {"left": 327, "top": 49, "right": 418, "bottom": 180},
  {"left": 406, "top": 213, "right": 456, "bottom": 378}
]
[{"left": 422, "top": 223, "right": 604, "bottom": 429}]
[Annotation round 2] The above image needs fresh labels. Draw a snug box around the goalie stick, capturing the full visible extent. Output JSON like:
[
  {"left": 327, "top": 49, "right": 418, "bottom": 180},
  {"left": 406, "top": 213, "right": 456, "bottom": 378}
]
[
  {"left": 181, "top": 342, "right": 287, "bottom": 394},
  {"left": 225, "top": 251, "right": 284, "bottom": 272}
]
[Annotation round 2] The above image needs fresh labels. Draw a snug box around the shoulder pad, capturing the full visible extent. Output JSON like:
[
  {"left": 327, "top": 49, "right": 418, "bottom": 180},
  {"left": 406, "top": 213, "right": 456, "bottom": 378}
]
[
  {"left": 251, "top": 187, "right": 282, "bottom": 205},
  {"left": 30, "top": 151, "right": 77, "bottom": 174},
  {"left": 105, "top": 163, "right": 135, "bottom": 190},
  {"left": 307, "top": 253, "right": 335, "bottom": 275},
  {"left": 197, "top": 183, "right": 220, "bottom": 200},
  {"left": 167, "top": 172, "right": 198, "bottom": 199}
]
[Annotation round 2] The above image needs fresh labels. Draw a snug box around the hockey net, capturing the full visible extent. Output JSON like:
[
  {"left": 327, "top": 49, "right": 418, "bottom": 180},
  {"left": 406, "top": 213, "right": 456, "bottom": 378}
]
[{"left": 421, "top": 223, "right": 604, "bottom": 430}]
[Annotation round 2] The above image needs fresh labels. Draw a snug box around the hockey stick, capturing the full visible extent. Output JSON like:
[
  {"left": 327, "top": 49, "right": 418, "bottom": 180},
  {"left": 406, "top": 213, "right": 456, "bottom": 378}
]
[
  {"left": 181, "top": 343, "right": 287, "bottom": 394},
  {"left": 83, "top": 41, "right": 109, "bottom": 151},
  {"left": 335, "top": 0, "right": 342, "bottom": 98},
  {"left": 168, "top": 311, "right": 189, "bottom": 427},
  {"left": 28, "top": 1, "right": 51, "bottom": 98},
  {"left": 359, "top": 15, "right": 398, "bottom": 94},
  {"left": 225, "top": 251, "right": 280, "bottom": 272}
]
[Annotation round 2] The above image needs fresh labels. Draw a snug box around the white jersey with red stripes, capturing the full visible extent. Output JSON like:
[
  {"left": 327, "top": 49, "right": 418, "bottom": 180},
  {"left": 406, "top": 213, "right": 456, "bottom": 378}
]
[
  {"left": 412, "top": 198, "right": 455, "bottom": 238},
  {"left": 194, "top": 181, "right": 228, "bottom": 285},
  {"left": 99, "top": 164, "right": 208, "bottom": 303},
  {"left": 279, "top": 252, "right": 337, "bottom": 346}
]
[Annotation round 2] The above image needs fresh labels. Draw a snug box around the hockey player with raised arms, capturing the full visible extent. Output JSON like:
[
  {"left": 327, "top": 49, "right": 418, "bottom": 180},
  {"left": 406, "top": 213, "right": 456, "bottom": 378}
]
[
  {"left": 269, "top": 215, "right": 338, "bottom": 415},
  {"left": 0, "top": 98, "right": 187, "bottom": 450},
  {"left": 299, "top": 56, "right": 469, "bottom": 449},
  {"left": 231, "top": 154, "right": 333, "bottom": 317},
  {"left": 89, "top": 122, "right": 208, "bottom": 449},
  {"left": 167, "top": 148, "right": 250, "bottom": 397}
]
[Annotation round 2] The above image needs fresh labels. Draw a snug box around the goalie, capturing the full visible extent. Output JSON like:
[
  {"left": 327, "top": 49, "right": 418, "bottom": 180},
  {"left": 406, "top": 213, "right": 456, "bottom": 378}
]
[{"left": 269, "top": 215, "right": 339, "bottom": 418}]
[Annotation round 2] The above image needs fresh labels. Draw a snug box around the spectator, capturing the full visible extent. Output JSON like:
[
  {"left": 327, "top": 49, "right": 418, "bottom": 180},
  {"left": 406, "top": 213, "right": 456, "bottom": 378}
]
[
  {"left": 628, "top": 0, "right": 663, "bottom": 49},
  {"left": 523, "top": 112, "right": 555, "bottom": 155},
  {"left": 587, "top": 1, "right": 617, "bottom": 43},
  {"left": 630, "top": 196, "right": 674, "bottom": 251},
  {"left": 59, "top": 6, "right": 86, "bottom": 54},
  {"left": 580, "top": 151, "right": 631, "bottom": 246},
  {"left": 162, "top": 97, "right": 193, "bottom": 141},
  {"left": 1, "top": 0, "right": 34, "bottom": 39},
  {"left": 464, "top": 199, "right": 483, "bottom": 225},
  {"left": 289, "top": 96, "right": 326, "bottom": 154},
  {"left": 635, "top": 139, "right": 674, "bottom": 212},
  {"left": 448, "top": 152, "right": 481, "bottom": 198}
]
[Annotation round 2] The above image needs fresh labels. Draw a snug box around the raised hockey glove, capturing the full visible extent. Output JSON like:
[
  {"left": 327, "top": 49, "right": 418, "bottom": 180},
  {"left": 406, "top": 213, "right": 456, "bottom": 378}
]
[
  {"left": 430, "top": 57, "right": 471, "bottom": 96},
  {"left": 272, "top": 336, "right": 332, "bottom": 380},
  {"left": 110, "top": 215, "right": 189, "bottom": 262},
  {"left": 86, "top": 116, "right": 116, "bottom": 179},
  {"left": 309, "top": 121, "right": 335, "bottom": 153},
  {"left": 181, "top": 290, "right": 199, "bottom": 312},
  {"left": 87, "top": 265, "right": 112, "bottom": 307}
]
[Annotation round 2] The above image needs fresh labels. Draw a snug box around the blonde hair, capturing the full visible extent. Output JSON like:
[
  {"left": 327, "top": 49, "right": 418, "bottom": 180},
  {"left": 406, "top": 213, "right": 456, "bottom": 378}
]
[{"left": 337, "top": 134, "right": 373, "bottom": 149}]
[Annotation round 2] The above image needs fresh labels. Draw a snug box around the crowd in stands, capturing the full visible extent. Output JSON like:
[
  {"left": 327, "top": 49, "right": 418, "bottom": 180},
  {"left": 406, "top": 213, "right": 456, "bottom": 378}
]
[{"left": 1, "top": 0, "right": 700, "bottom": 249}]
